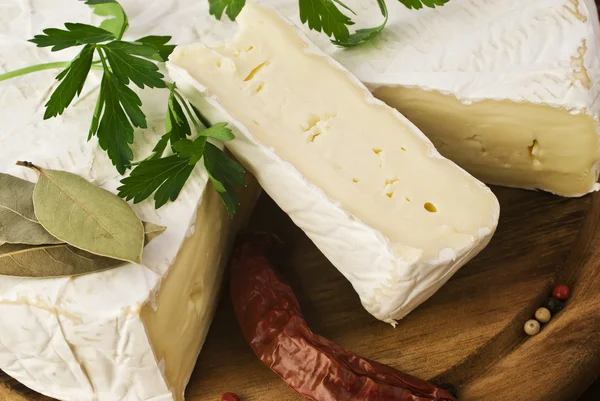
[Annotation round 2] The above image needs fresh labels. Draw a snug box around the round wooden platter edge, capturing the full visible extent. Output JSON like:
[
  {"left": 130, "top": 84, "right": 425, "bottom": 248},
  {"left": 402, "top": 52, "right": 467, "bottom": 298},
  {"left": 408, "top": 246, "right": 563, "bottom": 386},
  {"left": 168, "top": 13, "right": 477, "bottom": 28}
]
[{"left": 458, "top": 189, "right": 600, "bottom": 400}]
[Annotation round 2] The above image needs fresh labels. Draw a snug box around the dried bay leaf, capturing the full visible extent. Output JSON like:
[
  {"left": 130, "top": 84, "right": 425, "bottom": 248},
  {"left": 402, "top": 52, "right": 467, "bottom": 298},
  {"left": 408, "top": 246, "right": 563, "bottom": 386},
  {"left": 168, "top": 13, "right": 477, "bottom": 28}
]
[
  {"left": 0, "top": 221, "right": 166, "bottom": 278},
  {"left": 19, "top": 163, "right": 145, "bottom": 264},
  {"left": 0, "top": 243, "right": 122, "bottom": 277},
  {"left": 143, "top": 221, "right": 167, "bottom": 244},
  {"left": 0, "top": 174, "right": 62, "bottom": 245}
]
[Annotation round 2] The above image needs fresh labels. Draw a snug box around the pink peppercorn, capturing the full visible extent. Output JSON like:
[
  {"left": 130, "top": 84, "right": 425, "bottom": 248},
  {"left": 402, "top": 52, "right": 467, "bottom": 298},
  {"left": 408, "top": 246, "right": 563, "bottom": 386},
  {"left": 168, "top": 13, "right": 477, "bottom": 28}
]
[{"left": 552, "top": 284, "right": 571, "bottom": 301}]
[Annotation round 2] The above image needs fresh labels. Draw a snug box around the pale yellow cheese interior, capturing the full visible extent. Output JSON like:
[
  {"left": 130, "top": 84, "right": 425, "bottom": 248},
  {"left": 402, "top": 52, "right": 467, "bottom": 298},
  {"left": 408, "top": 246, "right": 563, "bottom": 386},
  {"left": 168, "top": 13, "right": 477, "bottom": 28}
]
[
  {"left": 374, "top": 86, "right": 600, "bottom": 197},
  {"left": 170, "top": 5, "right": 499, "bottom": 260},
  {"left": 140, "top": 177, "right": 258, "bottom": 400}
]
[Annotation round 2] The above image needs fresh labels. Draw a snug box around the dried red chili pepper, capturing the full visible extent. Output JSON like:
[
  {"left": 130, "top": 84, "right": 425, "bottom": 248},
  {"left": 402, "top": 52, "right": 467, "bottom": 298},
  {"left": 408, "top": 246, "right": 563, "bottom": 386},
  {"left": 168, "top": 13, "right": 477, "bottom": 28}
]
[{"left": 230, "top": 233, "right": 458, "bottom": 401}]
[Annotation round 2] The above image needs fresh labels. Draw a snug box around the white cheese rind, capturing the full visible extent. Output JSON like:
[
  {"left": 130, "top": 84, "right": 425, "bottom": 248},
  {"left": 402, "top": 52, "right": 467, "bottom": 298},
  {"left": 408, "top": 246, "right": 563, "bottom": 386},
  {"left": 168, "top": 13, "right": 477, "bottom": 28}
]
[
  {"left": 0, "top": 270, "right": 169, "bottom": 401},
  {"left": 0, "top": 1, "right": 257, "bottom": 400},
  {"left": 168, "top": 3, "right": 500, "bottom": 324},
  {"left": 315, "top": 0, "right": 600, "bottom": 110}
]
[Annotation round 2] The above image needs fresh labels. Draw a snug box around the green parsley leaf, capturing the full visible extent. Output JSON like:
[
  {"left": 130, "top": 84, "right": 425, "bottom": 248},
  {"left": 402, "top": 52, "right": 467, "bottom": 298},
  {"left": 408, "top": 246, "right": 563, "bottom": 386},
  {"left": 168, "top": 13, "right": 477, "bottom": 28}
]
[
  {"left": 119, "top": 92, "right": 243, "bottom": 212},
  {"left": 82, "top": 0, "right": 129, "bottom": 39},
  {"left": 27, "top": 5, "right": 166, "bottom": 176},
  {"left": 136, "top": 36, "right": 176, "bottom": 62},
  {"left": 118, "top": 155, "right": 195, "bottom": 208},
  {"left": 166, "top": 90, "right": 192, "bottom": 141},
  {"left": 44, "top": 44, "right": 95, "bottom": 119},
  {"left": 89, "top": 80, "right": 105, "bottom": 140},
  {"left": 101, "top": 41, "right": 166, "bottom": 89},
  {"left": 209, "top": 0, "right": 246, "bottom": 21},
  {"left": 398, "top": 0, "right": 450, "bottom": 9},
  {"left": 149, "top": 134, "right": 171, "bottom": 161},
  {"left": 111, "top": 73, "right": 147, "bottom": 128},
  {"left": 332, "top": 0, "right": 387, "bottom": 47},
  {"left": 29, "top": 23, "right": 115, "bottom": 51},
  {"left": 147, "top": 86, "right": 191, "bottom": 160},
  {"left": 104, "top": 40, "right": 162, "bottom": 60},
  {"left": 198, "top": 122, "right": 235, "bottom": 141},
  {"left": 299, "top": 0, "right": 355, "bottom": 43},
  {"left": 331, "top": 0, "right": 357, "bottom": 14},
  {"left": 149, "top": 86, "right": 226, "bottom": 161},
  {"left": 172, "top": 137, "right": 207, "bottom": 165},
  {"left": 93, "top": 71, "right": 141, "bottom": 174},
  {"left": 170, "top": 123, "right": 235, "bottom": 165},
  {"left": 190, "top": 104, "right": 212, "bottom": 129},
  {"left": 203, "top": 142, "right": 245, "bottom": 216}
]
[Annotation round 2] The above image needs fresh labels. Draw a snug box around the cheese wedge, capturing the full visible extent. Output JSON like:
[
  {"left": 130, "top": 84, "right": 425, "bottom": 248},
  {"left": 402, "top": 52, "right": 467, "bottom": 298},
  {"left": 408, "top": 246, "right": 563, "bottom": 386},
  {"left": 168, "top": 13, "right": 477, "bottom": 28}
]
[
  {"left": 342, "top": 0, "right": 600, "bottom": 197},
  {"left": 0, "top": 2, "right": 258, "bottom": 400},
  {"left": 185, "top": 0, "right": 600, "bottom": 197},
  {"left": 168, "top": 3, "right": 500, "bottom": 325}
]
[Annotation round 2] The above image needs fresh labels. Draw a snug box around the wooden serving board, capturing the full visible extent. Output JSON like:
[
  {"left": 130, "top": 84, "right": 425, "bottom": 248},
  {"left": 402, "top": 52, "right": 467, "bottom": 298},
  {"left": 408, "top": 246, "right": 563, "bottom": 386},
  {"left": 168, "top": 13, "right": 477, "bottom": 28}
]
[
  {"left": 4, "top": 186, "right": 600, "bottom": 401},
  {"left": 185, "top": 188, "right": 600, "bottom": 401}
]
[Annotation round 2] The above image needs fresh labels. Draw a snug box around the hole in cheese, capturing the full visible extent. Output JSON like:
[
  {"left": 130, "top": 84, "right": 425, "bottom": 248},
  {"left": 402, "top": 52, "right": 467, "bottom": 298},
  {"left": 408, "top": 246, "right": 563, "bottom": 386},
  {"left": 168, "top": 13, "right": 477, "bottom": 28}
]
[
  {"left": 424, "top": 202, "right": 437, "bottom": 213},
  {"left": 528, "top": 139, "right": 540, "bottom": 159},
  {"left": 373, "top": 148, "right": 383, "bottom": 168},
  {"left": 254, "top": 82, "right": 265, "bottom": 94},
  {"left": 309, "top": 131, "right": 321, "bottom": 143},
  {"left": 303, "top": 115, "right": 320, "bottom": 132},
  {"left": 302, "top": 113, "right": 336, "bottom": 132},
  {"left": 244, "top": 61, "right": 269, "bottom": 81}
]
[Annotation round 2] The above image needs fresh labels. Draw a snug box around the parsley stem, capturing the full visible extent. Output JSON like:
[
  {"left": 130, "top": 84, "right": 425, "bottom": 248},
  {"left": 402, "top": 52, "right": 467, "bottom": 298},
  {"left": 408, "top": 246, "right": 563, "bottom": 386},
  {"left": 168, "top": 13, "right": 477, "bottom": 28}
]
[
  {"left": 0, "top": 62, "right": 69, "bottom": 82},
  {"left": 130, "top": 160, "right": 144, "bottom": 166},
  {"left": 131, "top": 151, "right": 161, "bottom": 166},
  {"left": 174, "top": 91, "right": 204, "bottom": 132},
  {"left": 98, "top": 49, "right": 110, "bottom": 71},
  {"left": 174, "top": 90, "right": 212, "bottom": 128},
  {"left": 0, "top": 62, "right": 104, "bottom": 82}
]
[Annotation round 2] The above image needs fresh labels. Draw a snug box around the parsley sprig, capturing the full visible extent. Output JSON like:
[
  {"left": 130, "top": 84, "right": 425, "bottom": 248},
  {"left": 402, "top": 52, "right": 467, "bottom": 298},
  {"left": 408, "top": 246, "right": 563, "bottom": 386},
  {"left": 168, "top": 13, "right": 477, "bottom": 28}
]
[
  {"left": 1, "top": 0, "right": 245, "bottom": 215},
  {"left": 118, "top": 84, "right": 244, "bottom": 214},
  {"left": 209, "top": 0, "right": 450, "bottom": 47},
  {"left": 30, "top": 22, "right": 168, "bottom": 173}
]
